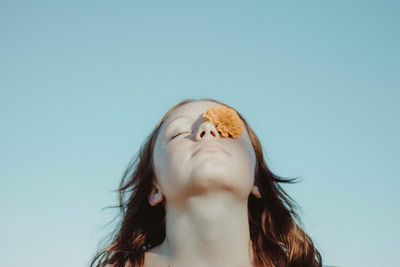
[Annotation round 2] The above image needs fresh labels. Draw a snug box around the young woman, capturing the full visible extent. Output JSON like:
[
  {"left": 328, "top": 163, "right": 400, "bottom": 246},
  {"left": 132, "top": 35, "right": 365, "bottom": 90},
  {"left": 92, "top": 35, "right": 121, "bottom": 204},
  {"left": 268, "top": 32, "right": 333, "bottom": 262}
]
[{"left": 90, "top": 98, "right": 322, "bottom": 267}]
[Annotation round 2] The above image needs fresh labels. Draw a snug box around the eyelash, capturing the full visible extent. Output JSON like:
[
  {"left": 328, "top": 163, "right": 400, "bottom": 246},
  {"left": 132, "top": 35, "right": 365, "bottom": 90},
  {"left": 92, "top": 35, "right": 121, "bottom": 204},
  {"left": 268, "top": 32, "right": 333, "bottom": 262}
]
[{"left": 170, "top": 131, "right": 191, "bottom": 140}]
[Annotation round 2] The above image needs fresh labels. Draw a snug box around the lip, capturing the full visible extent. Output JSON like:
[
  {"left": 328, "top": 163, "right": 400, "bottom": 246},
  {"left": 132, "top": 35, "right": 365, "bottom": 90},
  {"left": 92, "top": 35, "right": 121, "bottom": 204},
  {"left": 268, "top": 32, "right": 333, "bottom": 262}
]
[{"left": 192, "top": 143, "right": 229, "bottom": 157}]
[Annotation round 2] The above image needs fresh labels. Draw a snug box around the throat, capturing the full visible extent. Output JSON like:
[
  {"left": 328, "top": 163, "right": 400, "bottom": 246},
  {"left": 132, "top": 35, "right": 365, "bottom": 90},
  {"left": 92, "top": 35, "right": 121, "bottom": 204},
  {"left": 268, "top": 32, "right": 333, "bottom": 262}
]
[{"left": 154, "top": 193, "right": 255, "bottom": 267}]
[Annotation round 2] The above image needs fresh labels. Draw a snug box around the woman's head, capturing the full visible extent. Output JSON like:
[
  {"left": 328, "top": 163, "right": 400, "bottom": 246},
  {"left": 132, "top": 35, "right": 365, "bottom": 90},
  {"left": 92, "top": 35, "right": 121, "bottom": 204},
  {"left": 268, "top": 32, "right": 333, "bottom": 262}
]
[
  {"left": 149, "top": 100, "right": 260, "bottom": 207},
  {"left": 90, "top": 97, "right": 322, "bottom": 267}
]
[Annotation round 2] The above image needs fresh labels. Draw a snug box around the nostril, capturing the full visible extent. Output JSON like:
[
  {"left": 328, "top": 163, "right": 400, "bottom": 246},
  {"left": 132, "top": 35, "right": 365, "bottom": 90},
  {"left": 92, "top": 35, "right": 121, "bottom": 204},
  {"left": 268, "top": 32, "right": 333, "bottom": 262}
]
[{"left": 200, "top": 130, "right": 217, "bottom": 138}]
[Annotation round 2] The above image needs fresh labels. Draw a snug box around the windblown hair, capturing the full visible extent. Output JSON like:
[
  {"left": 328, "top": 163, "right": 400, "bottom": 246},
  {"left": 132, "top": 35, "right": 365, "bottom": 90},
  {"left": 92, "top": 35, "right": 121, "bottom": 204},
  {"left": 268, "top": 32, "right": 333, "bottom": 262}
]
[{"left": 89, "top": 98, "right": 322, "bottom": 267}]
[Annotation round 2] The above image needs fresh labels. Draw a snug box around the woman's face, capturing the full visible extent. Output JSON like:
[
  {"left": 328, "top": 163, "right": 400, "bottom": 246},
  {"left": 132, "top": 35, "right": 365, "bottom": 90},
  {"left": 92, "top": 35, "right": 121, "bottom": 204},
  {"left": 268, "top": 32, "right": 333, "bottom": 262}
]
[{"left": 152, "top": 101, "right": 257, "bottom": 205}]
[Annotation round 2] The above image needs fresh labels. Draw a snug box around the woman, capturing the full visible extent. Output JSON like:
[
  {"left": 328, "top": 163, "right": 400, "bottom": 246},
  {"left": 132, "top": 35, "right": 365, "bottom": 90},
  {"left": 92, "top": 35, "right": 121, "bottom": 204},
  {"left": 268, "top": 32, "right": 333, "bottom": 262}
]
[{"left": 90, "top": 98, "right": 322, "bottom": 267}]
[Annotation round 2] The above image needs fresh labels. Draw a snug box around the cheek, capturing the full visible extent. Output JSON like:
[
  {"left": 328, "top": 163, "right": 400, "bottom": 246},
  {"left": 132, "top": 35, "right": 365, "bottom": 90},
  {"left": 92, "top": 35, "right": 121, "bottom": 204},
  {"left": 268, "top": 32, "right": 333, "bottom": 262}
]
[
  {"left": 232, "top": 137, "right": 257, "bottom": 177},
  {"left": 153, "top": 143, "right": 190, "bottom": 188},
  {"left": 153, "top": 148, "right": 174, "bottom": 180}
]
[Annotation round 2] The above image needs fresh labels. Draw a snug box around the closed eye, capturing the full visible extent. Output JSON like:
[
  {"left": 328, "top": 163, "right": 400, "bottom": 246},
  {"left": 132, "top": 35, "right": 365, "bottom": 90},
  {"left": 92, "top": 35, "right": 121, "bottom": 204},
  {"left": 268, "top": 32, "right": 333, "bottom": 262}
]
[{"left": 170, "top": 131, "right": 191, "bottom": 140}]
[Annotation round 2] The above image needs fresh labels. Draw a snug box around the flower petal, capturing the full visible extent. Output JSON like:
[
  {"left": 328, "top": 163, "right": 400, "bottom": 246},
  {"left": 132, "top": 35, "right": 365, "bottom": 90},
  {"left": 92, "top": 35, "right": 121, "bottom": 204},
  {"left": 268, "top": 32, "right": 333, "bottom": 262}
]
[{"left": 203, "top": 105, "right": 243, "bottom": 139}]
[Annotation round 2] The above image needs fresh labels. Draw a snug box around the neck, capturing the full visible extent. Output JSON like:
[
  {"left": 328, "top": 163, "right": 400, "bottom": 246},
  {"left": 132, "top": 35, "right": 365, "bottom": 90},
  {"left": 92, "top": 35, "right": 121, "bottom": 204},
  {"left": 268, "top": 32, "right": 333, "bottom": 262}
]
[{"left": 155, "top": 191, "right": 254, "bottom": 267}]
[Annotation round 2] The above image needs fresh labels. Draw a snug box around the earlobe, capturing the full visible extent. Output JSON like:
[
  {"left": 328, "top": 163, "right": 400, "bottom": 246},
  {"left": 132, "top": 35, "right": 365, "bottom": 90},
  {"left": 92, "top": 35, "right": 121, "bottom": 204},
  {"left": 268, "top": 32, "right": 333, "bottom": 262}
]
[
  {"left": 251, "top": 185, "right": 261, "bottom": 198},
  {"left": 148, "top": 185, "right": 164, "bottom": 206}
]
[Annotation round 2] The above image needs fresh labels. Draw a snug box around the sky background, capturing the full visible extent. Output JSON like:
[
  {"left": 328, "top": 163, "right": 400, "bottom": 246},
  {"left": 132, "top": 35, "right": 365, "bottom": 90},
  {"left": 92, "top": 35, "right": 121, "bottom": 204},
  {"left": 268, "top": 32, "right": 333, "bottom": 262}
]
[{"left": 1, "top": 1, "right": 399, "bottom": 267}]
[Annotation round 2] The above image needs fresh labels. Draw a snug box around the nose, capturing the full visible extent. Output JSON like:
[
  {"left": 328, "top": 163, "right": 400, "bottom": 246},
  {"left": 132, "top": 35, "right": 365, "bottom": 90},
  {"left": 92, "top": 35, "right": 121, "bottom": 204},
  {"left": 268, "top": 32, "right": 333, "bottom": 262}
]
[{"left": 195, "top": 122, "right": 220, "bottom": 141}]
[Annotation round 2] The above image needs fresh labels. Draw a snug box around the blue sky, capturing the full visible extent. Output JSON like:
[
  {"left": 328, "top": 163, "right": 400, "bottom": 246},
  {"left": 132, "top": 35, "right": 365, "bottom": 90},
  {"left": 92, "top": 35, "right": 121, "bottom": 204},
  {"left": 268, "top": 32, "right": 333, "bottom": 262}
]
[{"left": 1, "top": 1, "right": 399, "bottom": 266}]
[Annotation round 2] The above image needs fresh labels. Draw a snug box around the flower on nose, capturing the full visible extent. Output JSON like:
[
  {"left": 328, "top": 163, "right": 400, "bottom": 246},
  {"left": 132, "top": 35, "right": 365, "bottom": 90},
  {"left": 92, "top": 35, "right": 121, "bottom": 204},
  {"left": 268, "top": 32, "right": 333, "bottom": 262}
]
[{"left": 202, "top": 105, "right": 243, "bottom": 139}]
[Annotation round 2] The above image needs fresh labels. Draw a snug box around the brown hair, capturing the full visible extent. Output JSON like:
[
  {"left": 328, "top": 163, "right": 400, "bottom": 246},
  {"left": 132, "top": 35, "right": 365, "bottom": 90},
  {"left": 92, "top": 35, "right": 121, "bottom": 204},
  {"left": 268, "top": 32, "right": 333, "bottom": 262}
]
[{"left": 89, "top": 98, "right": 322, "bottom": 267}]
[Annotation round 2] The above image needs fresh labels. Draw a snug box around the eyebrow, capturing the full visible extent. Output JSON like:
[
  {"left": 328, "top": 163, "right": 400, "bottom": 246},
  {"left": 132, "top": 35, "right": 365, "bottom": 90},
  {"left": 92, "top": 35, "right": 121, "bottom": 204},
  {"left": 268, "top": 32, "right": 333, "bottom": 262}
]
[{"left": 165, "top": 115, "right": 195, "bottom": 130}]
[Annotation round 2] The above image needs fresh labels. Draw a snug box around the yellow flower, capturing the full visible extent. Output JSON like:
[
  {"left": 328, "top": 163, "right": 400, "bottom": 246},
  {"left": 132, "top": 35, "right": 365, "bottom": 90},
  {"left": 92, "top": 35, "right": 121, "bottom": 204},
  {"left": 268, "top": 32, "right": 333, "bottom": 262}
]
[{"left": 202, "top": 105, "right": 243, "bottom": 139}]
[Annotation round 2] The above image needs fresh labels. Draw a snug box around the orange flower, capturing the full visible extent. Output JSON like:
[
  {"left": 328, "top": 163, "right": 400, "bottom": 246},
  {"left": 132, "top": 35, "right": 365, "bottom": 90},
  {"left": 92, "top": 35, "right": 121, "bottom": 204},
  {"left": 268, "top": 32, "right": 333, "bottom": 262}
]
[{"left": 202, "top": 105, "right": 243, "bottom": 139}]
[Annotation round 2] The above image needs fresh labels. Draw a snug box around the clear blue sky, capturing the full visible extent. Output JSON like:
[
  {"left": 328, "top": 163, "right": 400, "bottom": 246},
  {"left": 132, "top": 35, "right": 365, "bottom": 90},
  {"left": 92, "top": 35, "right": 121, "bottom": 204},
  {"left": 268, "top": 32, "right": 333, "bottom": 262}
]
[{"left": 1, "top": 1, "right": 399, "bottom": 267}]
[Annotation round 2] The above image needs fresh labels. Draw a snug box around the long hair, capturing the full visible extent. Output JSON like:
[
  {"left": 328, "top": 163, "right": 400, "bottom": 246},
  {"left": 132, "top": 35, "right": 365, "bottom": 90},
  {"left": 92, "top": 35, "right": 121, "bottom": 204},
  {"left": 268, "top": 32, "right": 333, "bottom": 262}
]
[{"left": 89, "top": 98, "right": 322, "bottom": 267}]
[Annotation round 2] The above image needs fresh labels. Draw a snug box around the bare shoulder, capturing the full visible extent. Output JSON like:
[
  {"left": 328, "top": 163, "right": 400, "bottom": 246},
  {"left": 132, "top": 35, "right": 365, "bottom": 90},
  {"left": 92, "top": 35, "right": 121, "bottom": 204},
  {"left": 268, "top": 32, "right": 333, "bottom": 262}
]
[
  {"left": 102, "top": 252, "right": 166, "bottom": 267},
  {"left": 103, "top": 262, "right": 133, "bottom": 267},
  {"left": 143, "top": 248, "right": 169, "bottom": 267}
]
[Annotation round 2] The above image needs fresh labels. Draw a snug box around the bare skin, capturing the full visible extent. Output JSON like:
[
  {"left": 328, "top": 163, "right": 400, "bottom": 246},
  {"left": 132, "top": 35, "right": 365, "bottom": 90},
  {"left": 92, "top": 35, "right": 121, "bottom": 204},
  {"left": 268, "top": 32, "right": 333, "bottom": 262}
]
[{"left": 144, "top": 101, "right": 262, "bottom": 267}]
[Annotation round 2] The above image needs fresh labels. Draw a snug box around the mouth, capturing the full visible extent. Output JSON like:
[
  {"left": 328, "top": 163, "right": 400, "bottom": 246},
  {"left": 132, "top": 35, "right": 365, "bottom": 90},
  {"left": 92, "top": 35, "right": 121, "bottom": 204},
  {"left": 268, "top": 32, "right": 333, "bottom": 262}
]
[{"left": 192, "top": 143, "right": 229, "bottom": 157}]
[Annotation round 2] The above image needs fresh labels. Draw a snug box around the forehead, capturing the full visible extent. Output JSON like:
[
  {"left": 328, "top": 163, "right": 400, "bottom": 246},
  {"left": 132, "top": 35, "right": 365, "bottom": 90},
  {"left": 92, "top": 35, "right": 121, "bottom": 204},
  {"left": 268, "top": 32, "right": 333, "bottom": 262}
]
[{"left": 164, "top": 101, "right": 223, "bottom": 125}]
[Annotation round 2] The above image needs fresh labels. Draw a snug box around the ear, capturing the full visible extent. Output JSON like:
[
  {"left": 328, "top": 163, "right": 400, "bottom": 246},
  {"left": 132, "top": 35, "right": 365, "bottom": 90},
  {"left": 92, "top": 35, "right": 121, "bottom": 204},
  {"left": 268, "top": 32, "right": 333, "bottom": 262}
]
[
  {"left": 251, "top": 185, "right": 261, "bottom": 198},
  {"left": 148, "top": 183, "right": 164, "bottom": 206}
]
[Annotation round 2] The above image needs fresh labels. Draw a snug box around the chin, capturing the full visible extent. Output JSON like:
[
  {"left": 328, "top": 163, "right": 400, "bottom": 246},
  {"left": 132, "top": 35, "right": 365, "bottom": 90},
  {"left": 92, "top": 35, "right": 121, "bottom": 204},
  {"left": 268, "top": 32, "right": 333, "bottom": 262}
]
[
  {"left": 189, "top": 165, "right": 245, "bottom": 192},
  {"left": 191, "top": 159, "right": 229, "bottom": 178}
]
